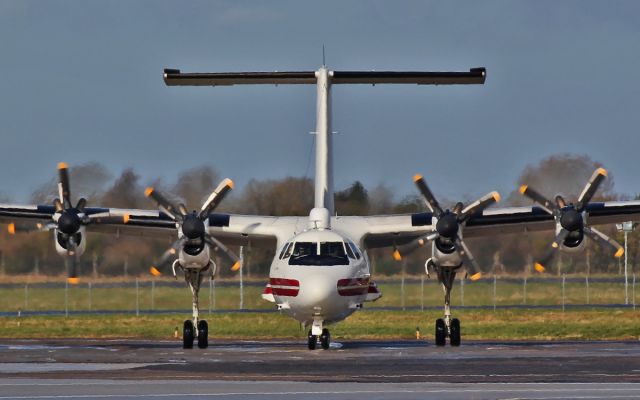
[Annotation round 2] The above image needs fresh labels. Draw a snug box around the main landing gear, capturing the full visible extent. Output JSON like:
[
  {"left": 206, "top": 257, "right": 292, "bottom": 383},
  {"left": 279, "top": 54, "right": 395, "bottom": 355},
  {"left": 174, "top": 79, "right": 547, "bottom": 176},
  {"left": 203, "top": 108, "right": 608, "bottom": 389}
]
[
  {"left": 307, "top": 319, "right": 331, "bottom": 350},
  {"left": 433, "top": 263, "right": 462, "bottom": 347},
  {"left": 176, "top": 260, "right": 214, "bottom": 349}
]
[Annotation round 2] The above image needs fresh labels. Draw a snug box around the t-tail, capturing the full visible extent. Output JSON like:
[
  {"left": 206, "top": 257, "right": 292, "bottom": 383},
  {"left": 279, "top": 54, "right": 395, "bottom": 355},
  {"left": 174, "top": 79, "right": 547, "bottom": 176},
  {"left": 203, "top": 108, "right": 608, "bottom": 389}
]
[{"left": 163, "top": 66, "right": 486, "bottom": 225}]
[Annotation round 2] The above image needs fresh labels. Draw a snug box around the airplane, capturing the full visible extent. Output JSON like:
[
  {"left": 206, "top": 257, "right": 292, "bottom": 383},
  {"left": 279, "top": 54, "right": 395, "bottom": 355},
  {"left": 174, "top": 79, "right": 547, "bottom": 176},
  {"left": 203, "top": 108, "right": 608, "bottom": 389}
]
[{"left": 2, "top": 65, "right": 640, "bottom": 350}]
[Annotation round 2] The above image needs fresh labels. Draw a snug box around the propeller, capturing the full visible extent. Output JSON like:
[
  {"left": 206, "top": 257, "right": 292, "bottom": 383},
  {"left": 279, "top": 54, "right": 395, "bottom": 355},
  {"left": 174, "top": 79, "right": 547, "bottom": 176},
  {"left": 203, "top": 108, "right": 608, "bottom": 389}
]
[
  {"left": 7, "top": 163, "right": 126, "bottom": 284},
  {"left": 394, "top": 174, "right": 501, "bottom": 281},
  {"left": 519, "top": 167, "right": 623, "bottom": 273},
  {"left": 145, "top": 178, "right": 240, "bottom": 275}
]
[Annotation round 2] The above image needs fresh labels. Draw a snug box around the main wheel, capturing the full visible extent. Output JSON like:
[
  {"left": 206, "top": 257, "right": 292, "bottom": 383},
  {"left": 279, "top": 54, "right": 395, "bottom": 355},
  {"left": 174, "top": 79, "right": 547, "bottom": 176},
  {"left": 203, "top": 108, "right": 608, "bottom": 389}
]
[
  {"left": 320, "top": 328, "right": 330, "bottom": 350},
  {"left": 183, "top": 320, "right": 195, "bottom": 349},
  {"left": 197, "top": 320, "right": 209, "bottom": 349},
  {"left": 435, "top": 318, "right": 446, "bottom": 347},
  {"left": 450, "top": 318, "right": 461, "bottom": 347},
  {"left": 307, "top": 330, "right": 317, "bottom": 350}
]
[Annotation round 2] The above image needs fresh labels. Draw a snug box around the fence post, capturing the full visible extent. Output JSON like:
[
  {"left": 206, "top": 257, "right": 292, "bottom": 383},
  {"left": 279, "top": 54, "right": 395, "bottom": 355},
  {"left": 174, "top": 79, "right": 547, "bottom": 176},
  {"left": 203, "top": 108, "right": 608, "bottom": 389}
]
[
  {"left": 24, "top": 284, "right": 28, "bottom": 311},
  {"left": 561, "top": 274, "right": 566, "bottom": 313},
  {"left": 135, "top": 278, "right": 140, "bottom": 317},
  {"left": 212, "top": 277, "right": 216, "bottom": 311},
  {"left": 151, "top": 280, "right": 155, "bottom": 311},
  {"left": 64, "top": 279, "right": 69, "bottom": 317},
  {"left": 633, "top": 274, "right": 636, "bottom": 311},
  {"left": 420, "top": 275, "right": 424, "bottom": 312},
  {"left": 460, "top": 277, "right": 464, "bottom": 307},
  {"left": 239, "top": 246, "right": 244, "bottom": 310},
  {"left": 523, "top": 276, "right": 527, "bottom": 305},
  {"left": 493, "top": 275, "right": 497, "bottom": 312},
  {"left": 586, "top": 275, "right": 590, "bottom": 305},
  {"left": 209, "top": 276, "right": 213, "bottom": 315},
  {"left": 400, "top": 260, "right": 406, "bottom": 311},
  {"left": 88, "top": 282, "right": 92, "bottom": 311}
]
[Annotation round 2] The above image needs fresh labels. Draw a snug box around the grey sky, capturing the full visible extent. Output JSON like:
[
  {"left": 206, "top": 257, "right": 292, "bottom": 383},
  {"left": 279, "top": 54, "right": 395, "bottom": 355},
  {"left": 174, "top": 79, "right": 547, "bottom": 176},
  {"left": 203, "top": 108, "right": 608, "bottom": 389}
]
[{"left": 1, "top": 1, "right": 639, "bottom": 204}]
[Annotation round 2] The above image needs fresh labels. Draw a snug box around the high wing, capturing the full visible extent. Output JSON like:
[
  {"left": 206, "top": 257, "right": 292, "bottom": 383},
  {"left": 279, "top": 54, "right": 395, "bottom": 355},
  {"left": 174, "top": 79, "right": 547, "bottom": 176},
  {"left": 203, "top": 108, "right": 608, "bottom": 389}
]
[
  {"left": 0, "top": 203, "right": 302, "bottom": 248},
  {"left": 337, "top": 201, "right": 640, "bottom": 249}
]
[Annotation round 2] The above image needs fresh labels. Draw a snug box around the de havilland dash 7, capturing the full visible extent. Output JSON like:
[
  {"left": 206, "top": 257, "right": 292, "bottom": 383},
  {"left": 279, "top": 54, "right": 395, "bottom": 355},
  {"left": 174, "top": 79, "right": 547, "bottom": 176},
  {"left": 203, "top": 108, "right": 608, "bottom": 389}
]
[{"left": 1, "top": 65, "right": 639, "bottom": 350}]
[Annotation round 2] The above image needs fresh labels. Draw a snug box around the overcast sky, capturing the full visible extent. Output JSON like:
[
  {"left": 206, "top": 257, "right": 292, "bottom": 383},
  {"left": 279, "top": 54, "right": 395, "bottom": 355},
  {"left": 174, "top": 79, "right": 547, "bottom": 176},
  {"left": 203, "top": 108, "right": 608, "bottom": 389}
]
[{"left": 1, "top": 1, "right": 639, "bottom": 205}]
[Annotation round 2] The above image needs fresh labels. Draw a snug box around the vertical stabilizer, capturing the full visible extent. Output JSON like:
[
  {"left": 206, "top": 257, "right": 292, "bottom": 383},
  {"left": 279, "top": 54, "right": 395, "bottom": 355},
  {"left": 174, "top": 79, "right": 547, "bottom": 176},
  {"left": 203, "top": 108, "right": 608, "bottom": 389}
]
[{"left": 314, "top": 67, "right": 334, "bottom": 215}]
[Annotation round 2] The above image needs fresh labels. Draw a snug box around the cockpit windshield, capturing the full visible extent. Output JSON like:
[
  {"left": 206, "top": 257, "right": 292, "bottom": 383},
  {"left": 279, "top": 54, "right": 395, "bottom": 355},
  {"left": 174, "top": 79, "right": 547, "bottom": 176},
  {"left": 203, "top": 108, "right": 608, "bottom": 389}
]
[{"left": 288, "top": 241, "right": 349, "bottom": 266}]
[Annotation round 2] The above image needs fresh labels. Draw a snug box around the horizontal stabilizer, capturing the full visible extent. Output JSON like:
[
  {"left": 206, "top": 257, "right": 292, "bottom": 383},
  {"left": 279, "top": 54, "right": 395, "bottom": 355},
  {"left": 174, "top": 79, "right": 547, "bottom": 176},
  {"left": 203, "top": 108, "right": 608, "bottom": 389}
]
[{"left": 164, "top": 68, "right": 486, "bottom": 86}]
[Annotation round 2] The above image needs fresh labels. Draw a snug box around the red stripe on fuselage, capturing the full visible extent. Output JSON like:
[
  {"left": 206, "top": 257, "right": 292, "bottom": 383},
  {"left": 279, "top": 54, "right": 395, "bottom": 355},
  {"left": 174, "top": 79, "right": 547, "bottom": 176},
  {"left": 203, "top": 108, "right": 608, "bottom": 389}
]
[
  {"left": 269, "top": 278, "right": 300, "bottom": 297},
  {"left": 337, "top": 277, "right": 370, "bottom": 296}
]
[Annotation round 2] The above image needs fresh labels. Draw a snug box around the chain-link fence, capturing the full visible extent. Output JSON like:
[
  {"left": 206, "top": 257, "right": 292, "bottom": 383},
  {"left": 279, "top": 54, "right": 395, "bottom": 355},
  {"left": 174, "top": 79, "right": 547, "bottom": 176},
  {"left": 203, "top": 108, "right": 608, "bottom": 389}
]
[{"left": 0, "top": 275, "right": 636, "bottom": 316}]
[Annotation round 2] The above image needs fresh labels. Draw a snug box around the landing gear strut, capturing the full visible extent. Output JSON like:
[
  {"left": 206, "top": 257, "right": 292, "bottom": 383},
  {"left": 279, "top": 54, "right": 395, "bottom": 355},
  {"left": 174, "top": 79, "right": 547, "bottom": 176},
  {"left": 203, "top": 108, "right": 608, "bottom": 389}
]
[
  {"left": 307, "top": 319, "right": 330, "bottom": 350},
  {"left": 434, "top": 264, "right": 462, "bottom": 347},
  {"left": 177, "top": 260, "right": 214, "bottom": 349}
]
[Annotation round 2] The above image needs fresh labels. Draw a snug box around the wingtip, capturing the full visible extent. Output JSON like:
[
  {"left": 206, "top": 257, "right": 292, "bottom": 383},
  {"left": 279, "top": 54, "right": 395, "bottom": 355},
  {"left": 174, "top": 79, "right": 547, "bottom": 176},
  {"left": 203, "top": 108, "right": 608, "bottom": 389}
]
[
  {"left": 534, "top": 263, "right": 546, "bottom": 273},
  {"left": 392, "top": 249, "right": 402, "bottom": 261},
  {"left": 519, "top": 184, "right": 528, "bottom": 195}
]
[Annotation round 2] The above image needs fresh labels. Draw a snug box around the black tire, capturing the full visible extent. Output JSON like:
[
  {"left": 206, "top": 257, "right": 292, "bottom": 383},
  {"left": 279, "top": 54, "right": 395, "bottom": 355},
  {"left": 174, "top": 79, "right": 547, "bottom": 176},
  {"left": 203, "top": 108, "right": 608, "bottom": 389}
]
[
  {"left": 450, "top": 318, "right": 461, "bottom": 347},
  {"left": 183, "top": 320, "right": 195, "bottom": 349},
  {"left": 197, "top": 320, "right": 209, "bottom": 349},
  {"left": 320, "top": 328, "right": 330, "bottom": 350},
  {"left": 435, "top": 318, "right": 446, "bottom": 347},
  {"left": 307, "top": 330, "right": 317, "bottom": 350}
]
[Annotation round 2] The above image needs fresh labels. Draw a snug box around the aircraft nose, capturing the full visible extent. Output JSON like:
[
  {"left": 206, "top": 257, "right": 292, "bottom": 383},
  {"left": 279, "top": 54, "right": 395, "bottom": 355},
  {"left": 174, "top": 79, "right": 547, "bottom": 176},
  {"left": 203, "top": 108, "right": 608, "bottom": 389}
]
[{"left": 300, "top": 275, "right": 335, "bottom": 308}]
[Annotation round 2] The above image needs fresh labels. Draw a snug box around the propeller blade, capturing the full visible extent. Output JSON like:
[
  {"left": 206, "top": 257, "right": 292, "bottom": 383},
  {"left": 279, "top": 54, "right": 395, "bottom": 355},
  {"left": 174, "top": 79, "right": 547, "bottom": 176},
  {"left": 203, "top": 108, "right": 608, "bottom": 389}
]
[
  {"left": 76, "top": 198, "right": 87, "bottom": 211},
  {"left": 7, "top": 222, "right": 51, "bottom": 234},
  {"left": 178, "top": 203, "right": 189, "bottom": 216},
  {"left": 584, "top": 226, "right": 624, "bottom": 258},
  {"left": 151, "top": 238, "right": 186, "bottom": 275},
  {"left": 452, "top": 202, "right": 464, "bottom": 215},
  {"left": 199, "top": 178, "right": 234, "bottom": 219},
  {"left": 519, "top": 185, "right": 556, "bottom": 214},
  {"left": 205, "top": 234, "right": 240, "bottom": 270},
  {"left": 459, "top": 191, "right": 501, "bottom": 221},
  {"left": 576, "top": 168, "right": 608, "bottom": 212},
  {"left": 86, "top": 212, "right": 130, "bottom": 225},
  {"left": 66, "top": 240, "right": 79, "bottom": 284},
  {"left": 454, "top": 237, "right": 482, "bottom": 281},
  {"left": 555, "top": 195, "right": 567, "bottom": 209},
  {"left": 53, "top": 198, "right": 64, "bottom": 213},
  {"left": 144, "top": 187, "right": 184, "bottom": 220},
  {"left": 57, "top": 162, "right": 72, "bottom": 209},
  {"left": 394, "top": 231, "right": 438, "bottom": 259},
  {"left": 413, "top": 174, "right": 443, "bottom": 216},
  {"left": 533, "top": 229, "right": 569, "bottom": 273}
]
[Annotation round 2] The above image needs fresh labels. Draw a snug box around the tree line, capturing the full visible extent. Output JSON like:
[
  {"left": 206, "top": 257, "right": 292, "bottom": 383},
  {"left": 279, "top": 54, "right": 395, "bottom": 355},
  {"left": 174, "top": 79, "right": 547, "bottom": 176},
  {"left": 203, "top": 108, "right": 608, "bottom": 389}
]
[{"left": 0, "top": 153, "right": 637, "bottom": 278}]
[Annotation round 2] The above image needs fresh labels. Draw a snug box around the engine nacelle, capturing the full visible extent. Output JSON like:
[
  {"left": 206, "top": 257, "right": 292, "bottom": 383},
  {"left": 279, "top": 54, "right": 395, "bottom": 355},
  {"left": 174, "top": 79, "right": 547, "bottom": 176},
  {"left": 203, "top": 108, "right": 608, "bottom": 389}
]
[
  {"left": 431, "top": 239, "right": 463, "bottom": 268},
  {"left": 178, "top": 244, "right": 210, "bottom": 269},
  {"left": 54, "top": 227, "right": 86, "bottom": 257},
  {"left": 561, "top": 230, "right": 586, "bottom": 252}
]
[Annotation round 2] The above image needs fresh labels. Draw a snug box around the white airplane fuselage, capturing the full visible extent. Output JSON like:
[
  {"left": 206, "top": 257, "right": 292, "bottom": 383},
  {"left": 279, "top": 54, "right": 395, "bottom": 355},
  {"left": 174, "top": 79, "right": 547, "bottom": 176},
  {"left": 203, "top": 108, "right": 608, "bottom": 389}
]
[{"left": 269, "top": 228, "right": 370, "bottom": 327}]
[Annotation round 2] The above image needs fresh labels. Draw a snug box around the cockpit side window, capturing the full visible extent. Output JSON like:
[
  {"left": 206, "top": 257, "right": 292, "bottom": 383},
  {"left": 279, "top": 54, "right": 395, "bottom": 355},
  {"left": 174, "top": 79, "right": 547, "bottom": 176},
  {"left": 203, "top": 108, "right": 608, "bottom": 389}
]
[
  {"left": 345, "top": 242, "right": 356, "bottom": 259},
  {"left": 347, "top": 241, "right": 361, "bottom": 260},
  {"left": 279, "top": 242, "right": 293, "bottom": 259}
]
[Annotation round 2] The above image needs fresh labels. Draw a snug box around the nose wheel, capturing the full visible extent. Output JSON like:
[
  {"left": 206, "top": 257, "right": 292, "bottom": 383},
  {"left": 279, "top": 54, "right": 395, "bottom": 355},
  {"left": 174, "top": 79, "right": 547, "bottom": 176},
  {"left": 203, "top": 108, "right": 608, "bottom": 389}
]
[
  {"left": 307, "top": 327, "right": 331, "bottom": 350},
  {"left": 183, "top": 320, "right": 194, "bottom": 349}
]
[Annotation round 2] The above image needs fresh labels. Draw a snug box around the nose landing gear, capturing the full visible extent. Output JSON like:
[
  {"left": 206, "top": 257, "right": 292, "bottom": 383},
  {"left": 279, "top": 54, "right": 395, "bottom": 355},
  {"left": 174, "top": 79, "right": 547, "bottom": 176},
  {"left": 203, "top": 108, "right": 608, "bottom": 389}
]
[
  {"left": 179, "top": 261, "right": 214, "bottom": 349},
  {"left": 307, "top": 319, "right": 330, "bottom": 350},
  {"left": 433, "top": 265, "right": 462, "bottom": 347}
]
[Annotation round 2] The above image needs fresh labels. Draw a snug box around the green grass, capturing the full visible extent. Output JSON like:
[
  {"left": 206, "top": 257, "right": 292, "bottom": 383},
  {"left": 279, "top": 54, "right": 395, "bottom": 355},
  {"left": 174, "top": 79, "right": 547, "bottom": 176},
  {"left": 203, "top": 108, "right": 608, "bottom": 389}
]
[
  {"left": 0, "top": 309, "right": 638, "bottom": 341},
  {"left": 0, "top": 278, "right": 633, "bottom": 313}
]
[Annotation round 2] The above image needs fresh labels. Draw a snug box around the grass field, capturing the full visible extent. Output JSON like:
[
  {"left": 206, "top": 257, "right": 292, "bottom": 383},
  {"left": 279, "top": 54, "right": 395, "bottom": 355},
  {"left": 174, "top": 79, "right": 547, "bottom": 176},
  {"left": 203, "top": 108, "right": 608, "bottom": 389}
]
[
  {"left": 0, "top": 276, "right": 634, "bottom": 313},
  {"left": 0, "top": 309, "right": 638, "bottom": 340}
]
